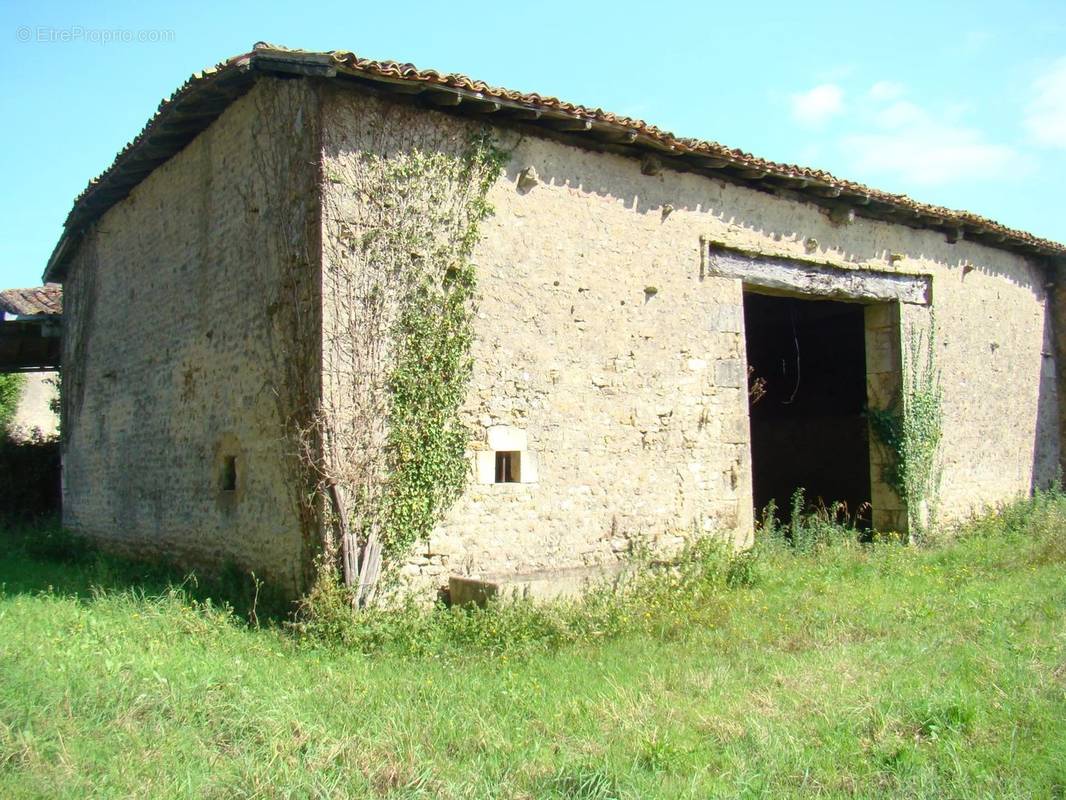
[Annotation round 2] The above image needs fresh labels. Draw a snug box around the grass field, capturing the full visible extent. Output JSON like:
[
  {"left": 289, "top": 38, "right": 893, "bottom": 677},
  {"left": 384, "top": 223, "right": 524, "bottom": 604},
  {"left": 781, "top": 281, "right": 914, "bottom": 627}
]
[{"left": 1, "top": 496, "right": 1064, "bottom": 799}]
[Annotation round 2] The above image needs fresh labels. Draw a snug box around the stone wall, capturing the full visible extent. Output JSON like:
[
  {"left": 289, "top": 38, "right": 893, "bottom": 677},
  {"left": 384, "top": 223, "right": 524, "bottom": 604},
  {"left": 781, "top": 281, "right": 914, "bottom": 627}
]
[
  {"left": 864, "top": 304, "right": 906, "bottom": 531},
  {"left": 60, "top": 79, "right": 322, "bottom": 597},
  {"left": 1053, "top": 272, "right": 1066, "bottom": 479},
  {"left": 7, "top": 371, "right": 59, "bottom": 441},
  {"left": 899, "top": 264, "right": 1058, "bottom": 519},
  {"left": 58, "top": 74, "right": 1060, "bottom": 599},
  {"left": 320, "top": 86, "right": 1058, "bottom": 593}
]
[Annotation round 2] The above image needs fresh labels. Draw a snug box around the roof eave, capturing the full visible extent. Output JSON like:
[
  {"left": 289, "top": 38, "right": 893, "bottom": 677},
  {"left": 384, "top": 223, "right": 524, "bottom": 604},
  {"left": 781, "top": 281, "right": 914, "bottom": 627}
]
[{"left": 42, "top": 46, "right": 1066, "bottom": 283}]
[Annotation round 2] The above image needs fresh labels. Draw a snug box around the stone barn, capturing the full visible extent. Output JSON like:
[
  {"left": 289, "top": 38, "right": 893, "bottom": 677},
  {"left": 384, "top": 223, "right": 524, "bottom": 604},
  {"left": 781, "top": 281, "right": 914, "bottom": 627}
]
[{"left": 44, "top": 44, "right": 1065, "bottom": 599}]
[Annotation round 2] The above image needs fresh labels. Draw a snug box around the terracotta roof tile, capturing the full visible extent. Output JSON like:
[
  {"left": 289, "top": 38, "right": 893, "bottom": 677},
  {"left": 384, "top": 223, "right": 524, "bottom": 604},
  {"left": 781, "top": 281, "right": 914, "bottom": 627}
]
[
  {"left": 324, "top": 47, "right": 1064, "bottom": 257},
  {"left": 0, "top": 285, "right": 62, "bottom": 317},
  {"left": 44, "top": 44, "right": 1066, "bottom": 281}
]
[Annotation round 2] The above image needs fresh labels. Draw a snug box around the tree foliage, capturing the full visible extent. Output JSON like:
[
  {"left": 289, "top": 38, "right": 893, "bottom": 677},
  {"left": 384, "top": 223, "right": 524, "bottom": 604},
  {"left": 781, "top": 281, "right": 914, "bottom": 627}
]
[{"left": 0, "top": 373, "right": 25, "bottom": 433}]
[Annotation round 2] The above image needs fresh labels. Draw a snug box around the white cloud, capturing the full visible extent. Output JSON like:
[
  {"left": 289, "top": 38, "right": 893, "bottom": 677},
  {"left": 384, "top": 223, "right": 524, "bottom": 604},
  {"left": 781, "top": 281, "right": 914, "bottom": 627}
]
[
  {"left": 818, "top": 79, "right": 1031, "bottom": 187},
  {"left": 841, "top": 99, "right": 1028, "bottom": 186},
  {"left": 868, "top": 81, "right": 905, "bottom": 102},
  {"left": 1025, "top": 58, "right": 1066, "bottom": 148},
  {"left": 786, "top": 77, "right": 1027, "bottom": 188},
  {"left": 871, "top": 100, "right": 925, "bottom": 129},
  {"left": 843, "top": 130, "right": 1023, "bottom": 186},
  {"left": 789, "top": 84, "right": 844, "bottom": 127}
]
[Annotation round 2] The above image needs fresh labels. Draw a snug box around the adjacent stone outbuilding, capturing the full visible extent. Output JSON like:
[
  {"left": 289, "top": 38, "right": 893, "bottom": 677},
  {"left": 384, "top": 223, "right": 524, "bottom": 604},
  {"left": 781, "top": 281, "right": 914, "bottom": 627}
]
[
  {"left": 1, "top": 285, "right": 61, "bottom": 440},
  {"left": 43, "top": 45, "right": 1065, "bottom": 598}
]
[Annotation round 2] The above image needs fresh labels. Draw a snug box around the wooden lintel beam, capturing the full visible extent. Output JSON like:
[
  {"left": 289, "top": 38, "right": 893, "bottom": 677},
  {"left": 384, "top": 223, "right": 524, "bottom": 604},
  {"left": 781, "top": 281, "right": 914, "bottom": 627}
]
[{"left": 706, "top": 244, "right": 932, "bottom": 305}]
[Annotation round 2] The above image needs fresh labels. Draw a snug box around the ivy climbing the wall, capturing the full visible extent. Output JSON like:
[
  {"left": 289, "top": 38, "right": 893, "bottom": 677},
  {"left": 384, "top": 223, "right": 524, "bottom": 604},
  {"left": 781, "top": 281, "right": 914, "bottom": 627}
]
[
  {"left": 311, "top": 121, "right": 506, "bottom": 604},
  {"left": 869, "top": 316, "right": 943, "bottom": 540},
  {"left": 382, "top": 133, "right": 506, "bottom": 556}
]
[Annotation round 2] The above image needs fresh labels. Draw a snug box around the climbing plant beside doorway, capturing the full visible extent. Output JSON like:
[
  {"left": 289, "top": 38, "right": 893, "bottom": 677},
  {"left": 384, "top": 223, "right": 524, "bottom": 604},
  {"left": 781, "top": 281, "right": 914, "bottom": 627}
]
[{"left": 869, "top": 316, "right": 943, "bottom": 540}]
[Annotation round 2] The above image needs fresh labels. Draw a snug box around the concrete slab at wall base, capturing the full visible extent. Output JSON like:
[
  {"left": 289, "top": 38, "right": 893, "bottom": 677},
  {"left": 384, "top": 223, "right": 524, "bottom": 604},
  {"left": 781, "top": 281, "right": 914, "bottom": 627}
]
[{"left": 449, "top": 563, "right": 628, "bottom": 607}]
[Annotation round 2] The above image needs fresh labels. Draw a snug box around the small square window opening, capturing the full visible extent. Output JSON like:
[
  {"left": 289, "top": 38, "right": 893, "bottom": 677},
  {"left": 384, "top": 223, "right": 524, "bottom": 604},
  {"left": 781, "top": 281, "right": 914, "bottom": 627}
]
[
  {"left": 495, "top": 451, "right": 521, "bottom": 483},
  {"left": 221, "top": 455, "right": 237, "bottom": 492}
]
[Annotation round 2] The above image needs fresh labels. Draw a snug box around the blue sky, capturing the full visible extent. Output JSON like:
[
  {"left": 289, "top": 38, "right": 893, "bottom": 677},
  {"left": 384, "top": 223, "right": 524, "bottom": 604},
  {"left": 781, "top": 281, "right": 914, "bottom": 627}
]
[{"left": 2, "top": 0, "right": 1064, "bottom": 288}]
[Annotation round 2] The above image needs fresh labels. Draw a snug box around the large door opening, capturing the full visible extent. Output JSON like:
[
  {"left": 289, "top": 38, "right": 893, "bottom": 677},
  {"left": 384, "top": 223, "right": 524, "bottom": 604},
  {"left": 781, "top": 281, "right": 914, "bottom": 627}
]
[{"left": 743, "top": 291, "right": 872, "bottom": 526}]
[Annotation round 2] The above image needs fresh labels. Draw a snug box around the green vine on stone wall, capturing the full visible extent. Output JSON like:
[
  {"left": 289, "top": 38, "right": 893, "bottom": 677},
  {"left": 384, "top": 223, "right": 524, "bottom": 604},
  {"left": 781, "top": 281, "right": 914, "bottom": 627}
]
[
  {"left": 869, "top": 315, "right": 943, "bottom": 539},
  {"left": 381, "top": 133, "right": 506, "bottom": 556},
  {"left": 316, "top": 125, "right": 506, "bottom": 585}
]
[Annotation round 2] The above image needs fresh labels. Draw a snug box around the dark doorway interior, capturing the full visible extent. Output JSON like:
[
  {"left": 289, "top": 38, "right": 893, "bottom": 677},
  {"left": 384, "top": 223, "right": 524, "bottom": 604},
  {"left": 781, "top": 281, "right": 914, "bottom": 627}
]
[{"left": 743, "top": 291, "right": 871, "bottom": 526}]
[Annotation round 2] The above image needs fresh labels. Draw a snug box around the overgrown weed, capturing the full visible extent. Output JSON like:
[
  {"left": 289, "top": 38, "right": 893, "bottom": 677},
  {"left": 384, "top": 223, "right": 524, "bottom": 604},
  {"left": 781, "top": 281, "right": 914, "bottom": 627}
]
[
  {"left": 947, "top": 485, "right": 1066, "bottom": 568},
  {"left": 293, "top": 535, "right": 752, "bottom": 656},
  {"left": 6, "top": 487, "right": 1064, "bottom": 661},
  {"left": 2, "top": 491, "right": 1064, "bottom": 798},
  {"left": 756, "top": 489, "right": 868, "bottom": 553},
  {"left": 949, "top": 484, "right": 1066, "bottom": 543}
]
